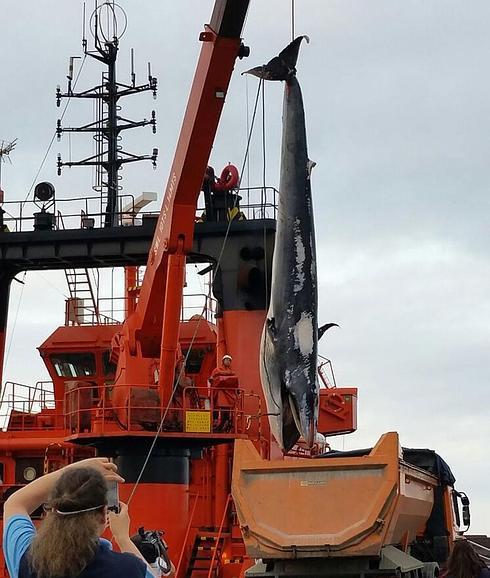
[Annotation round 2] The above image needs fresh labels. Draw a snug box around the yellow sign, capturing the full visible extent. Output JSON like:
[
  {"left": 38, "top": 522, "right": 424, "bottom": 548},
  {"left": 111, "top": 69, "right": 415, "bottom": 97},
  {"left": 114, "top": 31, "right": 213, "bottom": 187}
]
[{"left": 185, "top": 410, "right": 211, "bottom": 433}]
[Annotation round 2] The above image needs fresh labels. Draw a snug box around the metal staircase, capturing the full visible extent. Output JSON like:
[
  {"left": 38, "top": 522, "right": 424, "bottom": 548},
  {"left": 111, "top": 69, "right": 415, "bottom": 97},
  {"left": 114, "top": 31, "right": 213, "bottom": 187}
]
[{"left": 185, "top": 532, "right": 228, "bottom": 578}]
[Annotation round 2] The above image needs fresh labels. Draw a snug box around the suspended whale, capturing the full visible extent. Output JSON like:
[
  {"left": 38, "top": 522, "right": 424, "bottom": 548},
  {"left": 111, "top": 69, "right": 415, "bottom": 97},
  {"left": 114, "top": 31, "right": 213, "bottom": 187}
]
[{"left": 246, "top": 37, "right": 338, "bottom": 452}]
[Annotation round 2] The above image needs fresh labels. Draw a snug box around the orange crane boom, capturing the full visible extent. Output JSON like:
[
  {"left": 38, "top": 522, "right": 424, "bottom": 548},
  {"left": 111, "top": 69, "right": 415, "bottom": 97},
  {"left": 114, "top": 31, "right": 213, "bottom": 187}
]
[{"left": 113, "top": 1, "right": 250, "bottom": 404}]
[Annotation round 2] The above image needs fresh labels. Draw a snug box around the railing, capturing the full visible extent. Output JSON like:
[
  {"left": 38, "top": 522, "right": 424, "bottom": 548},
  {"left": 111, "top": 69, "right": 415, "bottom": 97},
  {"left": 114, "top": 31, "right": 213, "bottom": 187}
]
[
  {"left": 65, "top": 297, "right": 124, "bottom": 326},
  {"left": 0, "top": 381, "right": 56, "bottom": 430},
  {"left": 318, "top": 355, "right": 337, "bottom": 388},
  {"left": 208, "top": 494, "right": 232, "bottom": 578},
  {"left": 0, "top": 185, "right": 278, "bottom": 234},
  {"left": 64, "top": 292, "right": 217, "bottom": 326},
  {"left": 0, "top": 380, "right": 249, "bottom": 436},
  {"left": 1, "top": 193, "right": 158, "bottom": 232},
  {"left": 181, "top": 293, "right": 217, "bottom": 323},
  {"left": 467, "top": 540, "right": 490, "bottom": 564},
  {"left": 196, "top": 186, "right": 278, "bottom": 222},
  {"left": 176, "top": 491, "right": 201, "bottom": 577},
  {"left": 62, "top": 383, "right": 248, "bottom": 437}
]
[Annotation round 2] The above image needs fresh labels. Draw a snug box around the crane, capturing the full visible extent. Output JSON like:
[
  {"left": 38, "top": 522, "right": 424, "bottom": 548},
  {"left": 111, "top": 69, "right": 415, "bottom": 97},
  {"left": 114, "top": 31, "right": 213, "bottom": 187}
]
[{"left": 112, "top": 0, "right": 250, "bottom": 411}]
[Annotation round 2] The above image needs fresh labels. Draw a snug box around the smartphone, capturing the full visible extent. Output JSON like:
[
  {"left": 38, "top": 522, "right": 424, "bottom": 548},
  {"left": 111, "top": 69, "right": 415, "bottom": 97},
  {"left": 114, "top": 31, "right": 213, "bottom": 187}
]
[{"left": 107, "top": 481, "right": 119, "bottom": 513}]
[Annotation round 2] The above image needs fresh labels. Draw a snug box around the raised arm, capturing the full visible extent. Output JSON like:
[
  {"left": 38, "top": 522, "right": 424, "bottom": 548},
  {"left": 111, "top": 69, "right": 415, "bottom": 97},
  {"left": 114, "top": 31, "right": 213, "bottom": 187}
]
[{"left": 3, "top": 457, "right": 123, "bottom": 522}]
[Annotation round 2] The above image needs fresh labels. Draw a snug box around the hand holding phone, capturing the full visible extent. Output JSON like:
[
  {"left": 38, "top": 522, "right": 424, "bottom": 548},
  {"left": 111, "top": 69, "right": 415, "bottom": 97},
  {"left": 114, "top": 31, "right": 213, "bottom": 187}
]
[{"left": 109, "top": 501, "right": 131, "bottom": 546}]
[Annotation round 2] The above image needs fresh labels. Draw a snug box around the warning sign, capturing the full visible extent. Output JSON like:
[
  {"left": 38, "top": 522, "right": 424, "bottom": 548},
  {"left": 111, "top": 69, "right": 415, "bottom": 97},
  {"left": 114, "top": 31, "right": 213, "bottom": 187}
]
[{"left": 185, "top": 410, "right": 211, "bottom": 433}]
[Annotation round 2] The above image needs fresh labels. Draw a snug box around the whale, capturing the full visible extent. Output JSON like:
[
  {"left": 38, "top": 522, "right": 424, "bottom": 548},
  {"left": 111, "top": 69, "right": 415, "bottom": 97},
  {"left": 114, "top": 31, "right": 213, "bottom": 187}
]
[{"left": 247, "top": 37, "right": 337, "bottom": 452}]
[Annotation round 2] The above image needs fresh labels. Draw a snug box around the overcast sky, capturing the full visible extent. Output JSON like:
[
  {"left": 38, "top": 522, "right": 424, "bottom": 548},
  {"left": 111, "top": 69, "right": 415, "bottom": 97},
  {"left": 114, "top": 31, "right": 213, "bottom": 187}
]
[{"left": 1, "top": 1, "right": 489, "bottom": 534}]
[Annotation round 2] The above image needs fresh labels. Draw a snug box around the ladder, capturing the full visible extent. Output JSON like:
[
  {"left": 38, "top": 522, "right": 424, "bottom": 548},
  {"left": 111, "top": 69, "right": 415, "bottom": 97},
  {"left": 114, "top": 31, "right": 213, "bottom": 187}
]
[
  {"left": 65, "top": 269, "right": 100, "bottom": 325},
  {"left": 185, "top": 531, "right": 228, "bottom": 578}
]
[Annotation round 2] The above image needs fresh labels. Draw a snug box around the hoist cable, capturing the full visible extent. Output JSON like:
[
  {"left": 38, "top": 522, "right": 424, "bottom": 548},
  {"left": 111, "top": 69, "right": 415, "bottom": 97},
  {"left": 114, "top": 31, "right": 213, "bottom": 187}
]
[
  {"left": 4, "top": 272, "right": 27, "bottom": 366},
  {"left": 245, "top": 75, "right": 251, "bottom": 210},
  {"left": 261, "top": 78, "right": 267, "bottom": 216},
  {"left": 291, "top": 0, "right": 295, "bottom": 41}
]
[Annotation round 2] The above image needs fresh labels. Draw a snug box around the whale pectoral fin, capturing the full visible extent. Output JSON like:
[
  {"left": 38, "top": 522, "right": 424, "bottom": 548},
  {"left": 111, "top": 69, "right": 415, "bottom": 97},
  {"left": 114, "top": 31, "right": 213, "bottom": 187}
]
[
  {"left": 318, "top": 322, "right": 339, "bottom": 340},
  {"left": 307, "top": 159, "right": 316, "bottom": 177},
  {"left": 281, "top": 388, "right": 301, "bottom": 453},
  {"left": 266, "top": 317, "right": 278, "bottom": 341}
]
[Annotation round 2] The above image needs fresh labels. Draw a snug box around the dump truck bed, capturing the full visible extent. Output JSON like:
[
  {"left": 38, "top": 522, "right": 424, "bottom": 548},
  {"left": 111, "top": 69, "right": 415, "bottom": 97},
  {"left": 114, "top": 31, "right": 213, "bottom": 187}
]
[{"left": 232, "top": 432, "right": 437, "bottom": 560}]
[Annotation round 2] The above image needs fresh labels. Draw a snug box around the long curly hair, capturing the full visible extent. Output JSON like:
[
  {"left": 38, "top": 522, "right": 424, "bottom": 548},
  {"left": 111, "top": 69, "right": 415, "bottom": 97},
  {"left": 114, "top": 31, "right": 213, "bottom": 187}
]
[
  {"left": 29, "top": 467, "right": 108, "bottom": 578},
  {"left": 446, "top": 539, "right": 487, "bottom": 578}
]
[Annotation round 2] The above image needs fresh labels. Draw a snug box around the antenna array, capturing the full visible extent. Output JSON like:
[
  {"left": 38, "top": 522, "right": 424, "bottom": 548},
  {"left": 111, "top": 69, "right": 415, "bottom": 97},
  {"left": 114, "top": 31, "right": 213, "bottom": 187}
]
[{"left": 56, "top": 1, "right": 158, "bottom": 227}]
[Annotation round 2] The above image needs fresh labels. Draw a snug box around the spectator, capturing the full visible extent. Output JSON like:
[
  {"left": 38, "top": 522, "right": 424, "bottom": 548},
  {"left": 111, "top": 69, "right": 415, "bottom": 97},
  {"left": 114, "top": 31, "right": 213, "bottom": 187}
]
[
  {"left": 2, "top": 457, "right": 157, "bottom": 578},
  {"left": 444, "top": 539, "right": 490, "bottom": 578}
]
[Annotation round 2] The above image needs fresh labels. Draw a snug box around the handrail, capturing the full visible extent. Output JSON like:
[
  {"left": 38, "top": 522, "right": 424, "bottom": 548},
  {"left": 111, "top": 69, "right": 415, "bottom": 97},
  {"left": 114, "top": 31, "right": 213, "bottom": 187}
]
[
  {"left": 0, "top": 381, "right": 253, "bottom": 435},
  {"left": 207, "top": 494, "right": 232, "bottom": 578},
  {"left": 2, "top": 185, "right": 278, "bottom": 232},
  {"left": 64, "top": 292, "right": 218, "bottom": 326},
  {"left": 318, "top": 354, "right": 337, "bottom": 388},
  {"left": 27, "top": 381, "right": 40, "bottom": 413},
  {"left": 175, "top": 491, "right": 201, "bottom": 577},
  {"left": 467, "top": 539, "right": 490, "bottom": 554}
]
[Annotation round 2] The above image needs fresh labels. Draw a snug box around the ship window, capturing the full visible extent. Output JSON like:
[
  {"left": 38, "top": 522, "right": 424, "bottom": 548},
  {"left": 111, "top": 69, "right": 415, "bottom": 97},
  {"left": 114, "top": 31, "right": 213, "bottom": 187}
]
[
  {"left": 183, "top": 348, "right": 205, "bottom": 374},
  {"left": 102, "top": 351, "right": 116, "bottom": 377},
  {"left": 51, "top": 352, "right": 96, "bottom": 378}
]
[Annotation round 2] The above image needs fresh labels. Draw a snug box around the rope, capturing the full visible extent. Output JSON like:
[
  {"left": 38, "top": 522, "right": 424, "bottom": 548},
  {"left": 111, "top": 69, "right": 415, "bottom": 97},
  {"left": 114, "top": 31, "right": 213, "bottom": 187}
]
[
  {"left": 127, "top": 78, "right": 264, "bottom": 503},
  {"left": 21, "top": 54, "right": 88, "bottom": 206},
  {"left": 245, "top": 75, "right": 250, "bottom": 212},
  {"left": 291, "top": 0, "right": 295, "bottom": 41},
  {"left": 261, "top": 79, "right": 267, "bottom": 217},
  {"left": 4, "top": 271, "right": 27, "bottom": 366},
  {"left": 33, "top": 272, "right": 69, "bottom": 299}
]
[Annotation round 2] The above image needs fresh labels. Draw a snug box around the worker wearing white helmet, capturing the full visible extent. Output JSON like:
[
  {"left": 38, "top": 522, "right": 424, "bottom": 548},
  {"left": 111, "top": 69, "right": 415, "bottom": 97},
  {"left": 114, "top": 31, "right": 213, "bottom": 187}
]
[
  {"left": 209, "top": 354, "right": 237, "bottom": 432},
  {"left": 210, "top": 354, "right": 234, "bottom": 379}
]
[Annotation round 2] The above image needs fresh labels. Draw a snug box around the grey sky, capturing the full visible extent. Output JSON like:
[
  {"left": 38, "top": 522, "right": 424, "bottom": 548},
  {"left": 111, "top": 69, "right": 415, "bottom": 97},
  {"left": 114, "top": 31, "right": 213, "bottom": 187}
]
[{"left": 1, "top": 1, "right": 489, "bottom": 534}]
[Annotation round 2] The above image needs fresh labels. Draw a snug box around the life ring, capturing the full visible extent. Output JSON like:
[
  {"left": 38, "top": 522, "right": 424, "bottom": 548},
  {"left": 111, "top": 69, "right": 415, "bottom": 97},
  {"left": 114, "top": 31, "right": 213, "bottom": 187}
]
[{"left": 214, "top": 164, "right": 239, "bottom": 192}]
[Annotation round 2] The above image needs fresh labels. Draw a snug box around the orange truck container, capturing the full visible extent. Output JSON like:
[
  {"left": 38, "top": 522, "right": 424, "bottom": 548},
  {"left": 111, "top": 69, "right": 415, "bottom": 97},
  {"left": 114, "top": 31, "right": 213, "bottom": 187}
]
[{"left": 232, "top": 432, "right": 444, "bottom": 575}]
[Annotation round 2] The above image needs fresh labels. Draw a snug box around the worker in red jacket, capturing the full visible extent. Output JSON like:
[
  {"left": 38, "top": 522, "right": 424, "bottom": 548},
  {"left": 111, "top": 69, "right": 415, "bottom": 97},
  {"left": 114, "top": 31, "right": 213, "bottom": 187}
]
[
  {"left": 210, "top": 354, "right": 234, "bottom": 379},
  {"left": 209, "top": 355, "right": 237, "bottom": 432}
]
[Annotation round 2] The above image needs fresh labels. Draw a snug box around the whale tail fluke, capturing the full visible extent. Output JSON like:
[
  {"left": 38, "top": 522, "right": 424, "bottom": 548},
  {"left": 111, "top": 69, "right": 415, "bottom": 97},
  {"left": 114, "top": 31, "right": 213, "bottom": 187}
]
[{"left": 243, "top": 35, "right": 309, "bottom": 81}]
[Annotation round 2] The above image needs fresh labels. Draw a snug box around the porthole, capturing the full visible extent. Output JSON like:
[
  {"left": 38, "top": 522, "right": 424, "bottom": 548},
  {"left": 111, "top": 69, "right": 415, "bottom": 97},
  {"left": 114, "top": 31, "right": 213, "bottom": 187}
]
[{"left": 23, "top": 467, "right": 37, "bottom": 482}]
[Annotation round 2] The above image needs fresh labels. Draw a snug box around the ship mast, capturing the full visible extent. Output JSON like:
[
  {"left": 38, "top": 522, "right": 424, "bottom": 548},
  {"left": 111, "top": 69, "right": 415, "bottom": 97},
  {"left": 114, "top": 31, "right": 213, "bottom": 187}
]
[{"left": 56, "top": 1, "right": 158, "bottom": 227}]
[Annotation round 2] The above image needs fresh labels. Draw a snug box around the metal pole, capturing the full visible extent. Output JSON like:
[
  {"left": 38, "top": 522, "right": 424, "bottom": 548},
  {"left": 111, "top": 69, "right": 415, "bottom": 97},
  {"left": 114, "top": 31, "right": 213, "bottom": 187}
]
[{"left": 104, "top": 41, "right": 119, "bottom": 227}]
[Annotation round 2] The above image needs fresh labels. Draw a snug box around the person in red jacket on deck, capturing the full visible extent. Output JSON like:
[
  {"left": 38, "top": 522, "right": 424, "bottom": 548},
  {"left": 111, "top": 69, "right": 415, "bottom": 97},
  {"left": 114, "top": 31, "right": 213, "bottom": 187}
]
[
  {"left": 210, "top": 354, "right": 234, "bottom": 379},
  {"left": 209, "top": 355, "right": 237, "bottom": 432}
]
